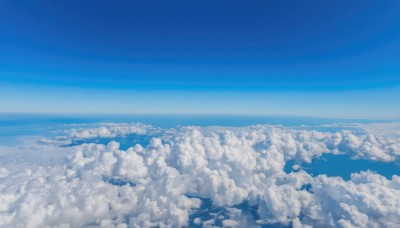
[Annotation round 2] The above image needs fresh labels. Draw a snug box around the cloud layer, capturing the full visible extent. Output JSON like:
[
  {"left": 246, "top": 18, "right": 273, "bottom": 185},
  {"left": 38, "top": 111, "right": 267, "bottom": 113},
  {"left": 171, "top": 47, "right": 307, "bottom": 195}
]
[{"left": 0, "top": 123, "right": 399, "bottom": 227}]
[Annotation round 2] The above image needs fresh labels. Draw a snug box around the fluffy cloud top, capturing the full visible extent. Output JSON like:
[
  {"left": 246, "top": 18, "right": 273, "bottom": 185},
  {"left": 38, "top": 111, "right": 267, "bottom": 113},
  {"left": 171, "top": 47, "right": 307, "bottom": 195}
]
[
  {"left": 65, "top": 123, "right": 154, "bottom": 139},
  {"left": 0, "top": 123, "right": 399, "bottom": 227}
]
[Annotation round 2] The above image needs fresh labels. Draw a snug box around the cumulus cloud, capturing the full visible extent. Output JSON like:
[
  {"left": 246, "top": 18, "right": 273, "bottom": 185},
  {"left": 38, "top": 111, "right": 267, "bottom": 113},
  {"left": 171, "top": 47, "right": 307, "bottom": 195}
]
[
  {"left": 0, "top": 123, "right": 399, "bottom": 227},
  {"left": 338, "top": 130, "right": 400, "bottom": 162},
  {"left": 40, "top": 123, "right": 157, "bottom": 146},
  {"left": 309, "top": 171, "right": 400, "bottom": 228},
  {"left": 65, "top": 123, "right": 154, "bottom": 139},
  {"left": 0, "top": 142, "right": 200, "bottom": 228}
]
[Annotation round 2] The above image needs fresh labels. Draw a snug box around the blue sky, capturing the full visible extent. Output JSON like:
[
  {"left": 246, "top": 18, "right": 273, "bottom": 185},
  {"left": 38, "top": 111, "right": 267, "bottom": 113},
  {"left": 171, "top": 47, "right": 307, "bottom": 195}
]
[{"left": 0, "top": 0, "right": 399, "bottom": 117}]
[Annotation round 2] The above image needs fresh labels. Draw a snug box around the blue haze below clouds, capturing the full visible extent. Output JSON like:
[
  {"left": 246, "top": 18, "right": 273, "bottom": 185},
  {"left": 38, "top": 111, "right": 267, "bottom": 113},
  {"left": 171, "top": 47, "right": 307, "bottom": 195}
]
[{"left": 0, "top": 113, "right": 393, "bottom": 141}]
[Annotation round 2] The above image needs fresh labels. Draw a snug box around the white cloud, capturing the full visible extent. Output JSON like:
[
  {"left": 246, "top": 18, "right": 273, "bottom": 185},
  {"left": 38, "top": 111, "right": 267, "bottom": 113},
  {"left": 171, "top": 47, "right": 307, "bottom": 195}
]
[
  {"left": 41, "top": 123, "right": 158, "bottom": 146},
  {"left": 309, "top": 171, "right": 400, "bottom": 228},
  {"left": 66, "top": 123, "right": 153, "bottom": 139},
  {"left": 0, "top": 123, "right": 399, "bottom": 227}
]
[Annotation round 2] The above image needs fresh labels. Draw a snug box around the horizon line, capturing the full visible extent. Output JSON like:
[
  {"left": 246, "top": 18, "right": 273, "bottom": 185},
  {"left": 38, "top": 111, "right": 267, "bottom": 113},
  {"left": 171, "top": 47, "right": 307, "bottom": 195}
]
[{"left": 0, "top": 112, "right": 398, "bottom": 121}]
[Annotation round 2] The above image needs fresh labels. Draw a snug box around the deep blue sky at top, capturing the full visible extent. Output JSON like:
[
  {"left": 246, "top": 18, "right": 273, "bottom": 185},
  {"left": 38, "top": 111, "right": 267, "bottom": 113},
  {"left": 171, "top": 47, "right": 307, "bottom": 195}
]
[{"left": 0, "top": 0, "right": 399, "bottom": 117}]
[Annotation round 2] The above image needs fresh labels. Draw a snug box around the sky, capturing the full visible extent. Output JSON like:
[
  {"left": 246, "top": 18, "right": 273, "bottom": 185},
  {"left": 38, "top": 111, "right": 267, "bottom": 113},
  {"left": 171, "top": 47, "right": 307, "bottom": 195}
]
[{"left": 0, "top": 0, "right": 399, "bottom": 118}]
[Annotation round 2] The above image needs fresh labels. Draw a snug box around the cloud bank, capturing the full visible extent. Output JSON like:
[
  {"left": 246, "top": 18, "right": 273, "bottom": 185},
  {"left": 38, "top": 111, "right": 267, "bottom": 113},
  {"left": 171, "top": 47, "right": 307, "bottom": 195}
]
[{"left": 0, "top": 124, "right": 399, "bottom": 227}]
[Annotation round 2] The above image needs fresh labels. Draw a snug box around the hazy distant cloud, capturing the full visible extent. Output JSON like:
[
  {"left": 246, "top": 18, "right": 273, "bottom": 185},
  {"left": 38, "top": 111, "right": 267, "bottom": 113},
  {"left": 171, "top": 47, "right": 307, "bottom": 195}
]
[
  {"left": 65, "top": 123, "right": 155, "bottom": 139},
  {"left": 40, "top": 123, "right": 158, "bottom": 146}
]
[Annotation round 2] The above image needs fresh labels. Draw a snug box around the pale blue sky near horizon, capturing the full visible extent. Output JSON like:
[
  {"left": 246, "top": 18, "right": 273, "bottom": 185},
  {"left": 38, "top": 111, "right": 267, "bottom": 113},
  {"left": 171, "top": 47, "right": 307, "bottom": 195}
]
[
  {"left": 1, "top": 83, "right": 399, "bottom": 118},
  {"left": 1, "top": 0, "right": 399, "bottom": 118}
]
